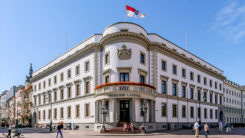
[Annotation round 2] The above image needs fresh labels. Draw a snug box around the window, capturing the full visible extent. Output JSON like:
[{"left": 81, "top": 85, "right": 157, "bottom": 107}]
[
  {"left": 85, "top": 61, "right": 90, "bottom": 72},
  {"left": 215, "top": 94, "right": 218, "bottom": 104},
  {"left": 120, "top": 73, "right": 129, "bottom": 82},
  {"left": 190, "top": 72, "right": 194, "bottom": 81},
  {"left": 105, "top": 53, "right": 110, "bottom": 65},
  {"left": 210, "top": 109, "right": 213, "bottom": 119},
  {"left": 210, "top": 80, "right": 212, "bottom": 87},
  {"left": 60, "top": 107, "right": 64, "bottom": 119},
  {"left": 219, "top": 84, "right": 222, "bottom": 91},
  {"left": 182, "top": 85, "right": 186, "bottom": 98},
  {"left": 67, "top": 69, "right": 71, "bottom": 79},
  {"left": 204, "top": 77, "right": 207, "bottom": 85},
  {"left": 54, "top": 76, "right": 57, "bottom": 84},
  {"left": 182, "top": 68, "right": 186, "bottom": 78},
  {"left": 190, "top": 88, "right": 194, "bottom": 99},
  {"left": 52, "top": 91, "right": 56, "bottom": 102},
  {"left": 204, "top": 108, "right": 207, "bottom": 119},
  {"left": 43, "top": 95, "right": 46, "bottom": 104},
  {"left": 172, "top": 65, "right": 177, "bottom": 75},
  {"left": 161, "top": 103, "right": 167, "bottom": 117},
  {"left": 210, "top": 93, "right": 213, "bottom": 103},
  {"left": 76, "top": 65, "right": 80, "bottom": 75},
  {"left": 161, "top": 80, "right": 167, "bottom": 94},
  {"left": 34, "top": 97, "right": 37, "bottom": 106},
  {"left": 48, "top": 109, "right": 51, "bottom": 119},
  {"left": 197, "top": 75, "right": 201, "bottom": 83},
  {"left": 204, "top": 92, "right": 207, "bottom": 102},
  {"left": 43, "top": 81, "right": 46, "bottom": 89},
  {"left": 190, "top": 106, "right": 194, "bottom": 118},
  {"left": 220, "top": 95, "right": 222, "bottom": 105},
  {"left": 60, "top": 73, "right": 64, "bottom": 82},
  {"left": 67, "top": 106, "right": 71, "bottom": 118},
  {"left": 39, "top": 83, "right": 41, "bottom": 90},
  {"left": 140, "top": 75, "right": 145, "bottom": 84},
  {"left": 76, "top": 84, "right": 80, "bottom": 96},
  {"left": 215, "top": 82, "right": 217, "bottom": 89},
  {"left": 38, "top": 95, "right": 41, "bottom": 105},
  {"left": 48, "top": 93, "right": 51, "bottom": 102},
  {"left": 105, "top": 75, "right": 110, "bottom": 83},
  {"left": 182, "top": 105, "right": 186, "bottom": 118},
  {"left": 172, "top": 83, "right": 177, "bottom": 96},
  {"left": 67, "top": 86, "right": 71, "bottom": 98},
  {"left": 43, "top": 110, "right": 46, "bottom": 120},
  {"left": 85, "top": 103, "right": 90, "bottom": 117},
  {"left": 85, "top": 81, "right": 90, "bottom": 94},
  {"left": 76, "top": 105, "right": 80, "bottom": 118},
  {"left": 60, "top": 89, "right": 64, "bottom": 100},
  {"left": 162, "top": 60, "right": 166, "bottom": 71},
  {"left": 48, "top": 78, "right": 51, "bottom": 86},
  {"left": 140, "top": 53, "right": 145, "bottom": 64},
  {"left": 38, "top": 111, "right": 41, "bottom": 120},
  {"left": 172, "top": 104, "right": 177, "bottom": 117},
  {"left": 54, "top": 108, "right": 57, "bottom": 119}
]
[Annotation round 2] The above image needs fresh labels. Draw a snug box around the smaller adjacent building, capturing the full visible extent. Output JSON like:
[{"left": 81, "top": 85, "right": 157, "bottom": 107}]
[
  {"left": 0, "top": 91, "right": 7, "bottom": 123},
  {"left": 223, "top": 80, "right": 243, "bottom": 125}
]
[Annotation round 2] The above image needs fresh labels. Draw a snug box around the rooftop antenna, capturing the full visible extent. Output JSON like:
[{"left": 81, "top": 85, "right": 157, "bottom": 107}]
[{"left": 186, "top": 29, "right": 188, "bottom": 50}]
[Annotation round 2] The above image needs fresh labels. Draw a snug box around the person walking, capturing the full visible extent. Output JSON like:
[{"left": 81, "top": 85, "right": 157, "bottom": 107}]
[
  {"left": 218, "top": 120, "right": 223, "bottom": 132},
  {"left": 204, "top": 122, "right": 210, "bottom": 138},
  {"left": 193, "top": 121, "right": 200, "bottom": 137},
  {"left": 56, "top": 122, "right": 64, "bottom": 138},
  {"left": 225, "top": 122, "right": 231, "bottom": 134},
  {"left": 8, "top": 123, "right": 13, "bottom": 138}
]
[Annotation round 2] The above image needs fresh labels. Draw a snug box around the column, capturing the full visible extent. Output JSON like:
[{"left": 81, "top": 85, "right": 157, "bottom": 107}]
[
  {"left": 144, "top": 99, "right": 147, "bottom": 123},
  {"left": 153, "top": 101, "right": 156, "bottom": 122},
  {"left": 131, "top": 98, "right": 135, "bottom": 122},
  {"left": 102, "top": 99, "right": 105, "bottom": 123},
  {"left": 95, "top": 101, "right": 99, "bottom": 123},
  {"left": 112, "top": 98, "right": 116, "bottom": 122}
]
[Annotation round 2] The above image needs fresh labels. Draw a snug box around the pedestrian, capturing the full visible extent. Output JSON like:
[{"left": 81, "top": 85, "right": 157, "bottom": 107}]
[
  {"left": 204, "top": 122, "right": 210, "bottom": 138},
  {"left": 8, "top": 123, "right": 13, "bottom": 138},
  {"left": 225, "top": 122, "right": 231, "bottom": 134},
  {"left": 218, "top": 120, "right": 223, "bottom": 132},
  {"left": 56, "top": 122, "right": 64, "bottom": 138},
  {"left": 193, "top": 121, "right": 200, "bottom": 137},
  {"left": 130, "top": 122, "right": 134, "bottom": 132}
]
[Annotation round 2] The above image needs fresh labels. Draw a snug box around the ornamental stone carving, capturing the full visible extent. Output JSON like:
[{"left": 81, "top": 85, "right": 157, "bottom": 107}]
[{"left": 117, "top": 45, "right": 131, "bottom": 60}]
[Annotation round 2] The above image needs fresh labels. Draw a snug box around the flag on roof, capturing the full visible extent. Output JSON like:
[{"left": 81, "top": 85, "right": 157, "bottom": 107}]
[{"left": 126, "top": 5, "right": 146, "bottom": 18}]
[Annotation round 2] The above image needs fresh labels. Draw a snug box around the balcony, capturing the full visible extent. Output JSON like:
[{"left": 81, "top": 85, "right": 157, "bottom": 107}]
[{"left": 95, "top": 82, "right": 156, "bottom": 96}]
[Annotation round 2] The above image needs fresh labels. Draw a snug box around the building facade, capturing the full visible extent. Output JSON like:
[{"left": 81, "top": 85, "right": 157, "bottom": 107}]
[
  {"left": 0, "top": 91, "right": 7, "bottom": 122},
  {"left": 32, "top": 22, "right": 226, "bottom": 131},
  {"left": 223, "top": 80, "right": 244, "bottom": 125}
]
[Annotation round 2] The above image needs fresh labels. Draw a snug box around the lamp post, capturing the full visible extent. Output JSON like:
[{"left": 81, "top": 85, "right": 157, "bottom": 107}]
[
  {"left": 140, "top": 101, "right": 147, "bottom": 132},
  {"left": 45, "top": 92, "right": 52, "bottom": 132},
  {"left": 198, "top": 92, "right": 206, "bottom": 126},
  {"left": 100, "top": 105, "right": 108, "bottom": 132}
]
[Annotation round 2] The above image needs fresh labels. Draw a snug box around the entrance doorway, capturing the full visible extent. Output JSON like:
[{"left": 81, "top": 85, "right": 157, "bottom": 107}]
[{"left": 120, "top": 100, "right": 130, "bottom": 122}]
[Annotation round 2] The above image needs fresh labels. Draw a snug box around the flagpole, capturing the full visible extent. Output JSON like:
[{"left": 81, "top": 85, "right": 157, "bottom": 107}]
[
  {"left": 186, "top": 29, "right": 188, "bottom": 50},
  {"left": 124, "top": 0, "right": 127, "bottom": 22}
]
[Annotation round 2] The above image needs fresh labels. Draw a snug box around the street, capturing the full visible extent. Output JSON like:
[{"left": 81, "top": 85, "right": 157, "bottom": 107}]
[{"left": 0, "top": 127, "right": 245, "bottom": 138}]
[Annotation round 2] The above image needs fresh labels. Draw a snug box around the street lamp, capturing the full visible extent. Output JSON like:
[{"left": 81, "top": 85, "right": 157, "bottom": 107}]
[
  {"left": 140, "top": 101, "right": 147, "bottom": 132},
  {"left": 45, "top": 92, "right": 52, "bottom": 132},
  {"left": 198, "top": 92, "right": 206, "bottom": 126},
  {"left": 100, "top": 105, "right": 108, "bottom": 131}
]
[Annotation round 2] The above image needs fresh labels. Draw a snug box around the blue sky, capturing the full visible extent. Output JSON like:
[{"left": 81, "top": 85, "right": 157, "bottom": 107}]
[{"left": 0, "top": 0, "right": 245, "bottom": 92}]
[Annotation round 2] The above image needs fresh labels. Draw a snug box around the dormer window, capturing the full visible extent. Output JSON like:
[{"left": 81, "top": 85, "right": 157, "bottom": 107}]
[{"left": 120, "top": 29, "right": 128, "bottom": 32}]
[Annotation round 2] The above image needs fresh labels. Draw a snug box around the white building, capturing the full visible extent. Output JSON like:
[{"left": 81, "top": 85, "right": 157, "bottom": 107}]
[
  {"left": 32, "top": 22, "right": 225, "bottom": 131},
  {"left": 223, "top": 80, "right": 243, "bottom": 125}
]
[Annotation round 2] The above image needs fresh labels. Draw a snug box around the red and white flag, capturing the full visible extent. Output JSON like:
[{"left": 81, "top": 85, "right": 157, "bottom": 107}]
[{"left": 126, "top": 5, "right": 146, "bottom": 18}]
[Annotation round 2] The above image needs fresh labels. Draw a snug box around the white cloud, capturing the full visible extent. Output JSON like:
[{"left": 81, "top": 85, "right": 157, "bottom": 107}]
[{"left": 210, "top": 2, "right": 245, "bottom": 43}]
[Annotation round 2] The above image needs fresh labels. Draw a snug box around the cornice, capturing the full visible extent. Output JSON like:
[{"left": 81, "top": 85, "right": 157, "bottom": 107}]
[{"left": 32, "top": 31, "right": 225, "bottom": 82}]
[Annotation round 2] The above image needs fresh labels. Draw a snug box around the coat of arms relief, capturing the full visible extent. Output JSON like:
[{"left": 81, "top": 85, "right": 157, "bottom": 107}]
[{"left": 117, "top": 45, "right": 132, "bottom": 60}]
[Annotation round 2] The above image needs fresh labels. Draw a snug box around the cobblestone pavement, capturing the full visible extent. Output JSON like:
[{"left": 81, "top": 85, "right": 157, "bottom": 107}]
[{"left": 0, "top": 127, "right": 245, "bottom": 138}]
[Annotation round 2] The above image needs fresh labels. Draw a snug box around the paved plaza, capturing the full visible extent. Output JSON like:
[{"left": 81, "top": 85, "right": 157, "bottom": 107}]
[{"left": 0, "top": 127, "right": 245, "bottom": 138}]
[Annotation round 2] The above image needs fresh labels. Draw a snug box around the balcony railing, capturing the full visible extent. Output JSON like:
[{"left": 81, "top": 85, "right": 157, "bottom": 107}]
[{"left": 95, "top": 82, "right": 156, "bottom": 95}]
